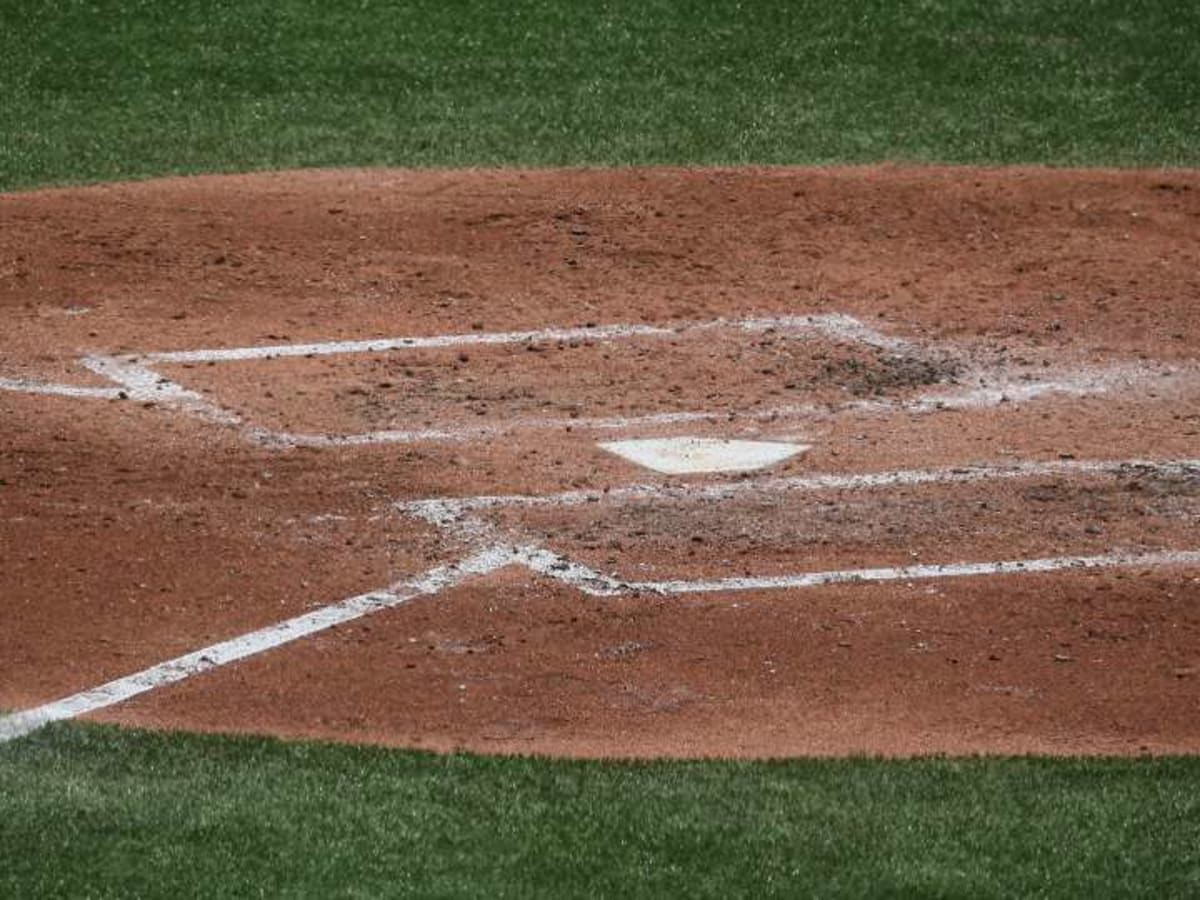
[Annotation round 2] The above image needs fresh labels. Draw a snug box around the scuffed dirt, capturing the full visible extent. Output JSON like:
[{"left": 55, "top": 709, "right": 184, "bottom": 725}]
[{"left": 2, "top": 165, "right": 1198, "bottom": 758}]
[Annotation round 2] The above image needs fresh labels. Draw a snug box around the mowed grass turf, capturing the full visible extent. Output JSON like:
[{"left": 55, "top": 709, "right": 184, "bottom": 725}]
[
  {"left": 1, "top": 724, "right": 1198, "bottom": 898},
  {"left": 2, "top": 0, "right": 1199, "bottom": 189},
  {"left": 4, "top": 1, "right": 1200, "bottom": 896}
]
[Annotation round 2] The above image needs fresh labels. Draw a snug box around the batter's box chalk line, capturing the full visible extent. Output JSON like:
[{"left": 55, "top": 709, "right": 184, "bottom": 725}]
[
  {"left": 3, "top": 455, "right": 1198, "bottom": 744},
  {"left": 403, "top": 455, "right": 1200, "bottom": 594},
  {"left": 396, "top": 456, "right": 1200, "bottom": 519},
  {"left": 3, "top": 311, "right": 1196, "bottom": 448}
]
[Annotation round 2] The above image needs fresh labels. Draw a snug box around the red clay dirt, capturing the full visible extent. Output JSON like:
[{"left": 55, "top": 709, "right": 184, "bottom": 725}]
[{"left": 1, "top": 165, "right": 1198, "bottom": 758}]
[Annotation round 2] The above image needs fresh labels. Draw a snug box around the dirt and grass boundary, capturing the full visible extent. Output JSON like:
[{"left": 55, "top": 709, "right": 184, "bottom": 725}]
[{"left": 3, "top": 2, "right": 1200, "bottom": 896}]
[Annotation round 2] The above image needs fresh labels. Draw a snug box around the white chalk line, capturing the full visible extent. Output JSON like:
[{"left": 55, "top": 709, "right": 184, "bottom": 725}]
[
  {"left": 398, "top": 456, "right": 1200, "bottom": 521},
  {"left": 0, "top": 312, "right": 913, "bottom": 444},
  {"left": 521, "top": 547, "right": 1200, "bottom": 597},
  {"left": 520, "top": 546, "right": 644, "bottom": 596},
  {"left": 0, "top": 544, "right": 517, "bottom": 744},
  {"left": 232, "top": 361, "right": 1199, "bottom": 449},
  {"left": 407, "top": 457, "right": 1200, "bottom": 596},
  {"left": 10, "top": 355, "right": 1191, "bottom": 451},
  {"left": 0, "top": 376, "right": 122, "bottom": 400},
  {"left": 6, "top": 314, "right": 1196, "bottom": 452},
  {"left": 2, "top": 315, "right": 1195, "bottom": 744},
  {"left": 5, "top": 519, "right": 1198, "bottom": 744},
  {"left": 135, "top": 313, "right": 911, "bottom": 364},
  {"left": 81, "top": 355, "right": 242, "bottom": 426},
  {"left": 90, "top": 311, "right": 918, "bottom": 446}
]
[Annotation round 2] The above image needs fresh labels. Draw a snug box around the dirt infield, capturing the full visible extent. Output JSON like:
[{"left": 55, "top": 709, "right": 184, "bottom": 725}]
[{"left": 2, "top": 165, "right": 1198, "bottom": 757}]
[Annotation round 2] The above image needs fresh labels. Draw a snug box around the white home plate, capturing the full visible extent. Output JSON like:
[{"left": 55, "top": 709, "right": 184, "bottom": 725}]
[{"left": 599, "top": 437, "right": 809, "bottom": 474}]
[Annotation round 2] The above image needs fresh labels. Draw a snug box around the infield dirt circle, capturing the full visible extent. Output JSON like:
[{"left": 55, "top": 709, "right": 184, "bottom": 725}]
[{"left": 2, "top": 165, "right": 1198, "bottom": 757}]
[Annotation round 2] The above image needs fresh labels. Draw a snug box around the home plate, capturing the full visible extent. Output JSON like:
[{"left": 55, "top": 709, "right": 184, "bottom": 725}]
[{"left": 599, "top": 437, "right": 809, "bottom": 474}]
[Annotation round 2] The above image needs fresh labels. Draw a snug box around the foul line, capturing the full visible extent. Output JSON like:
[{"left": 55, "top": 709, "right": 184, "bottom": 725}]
[
  {"left": 0, "top": 545, "right": 516, "bottom": 744},
  {"left": 5, "top": 538, "right": 1198, "bottom": 744}
]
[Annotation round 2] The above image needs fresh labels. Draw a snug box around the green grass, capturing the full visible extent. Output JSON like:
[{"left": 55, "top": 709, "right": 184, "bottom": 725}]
[
  {"left": 2, "top": 0, "right": 1199, "bottom": 189},
  {"left": 4, "top": 2, "right": 1199, "bottom": 895},
  {"left": 1, "top": 724, "right": 1197, "bottom": 898}
]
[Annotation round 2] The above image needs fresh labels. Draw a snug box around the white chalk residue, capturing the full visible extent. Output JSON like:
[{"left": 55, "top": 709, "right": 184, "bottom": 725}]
[
  {"left": 0, "top": 544, "right": 518, "bottom": 744},
  {"left": 0, "top": 377, "right": 122, "bottom": 400},
  {"left": 136, "top": 313, "right": 912, "bottom": 364},
  {"left": 5, "top": 313, "right": 1196, "bottom": 450},
  {"left": 396, "top": 457, "right": 1200, "bottom": 517},
  {"left": 81, "top": 355, "right": 242, "bottom": 426},
  {"left": 522, "top": 548, "right": 1200, "bottom": 598}
]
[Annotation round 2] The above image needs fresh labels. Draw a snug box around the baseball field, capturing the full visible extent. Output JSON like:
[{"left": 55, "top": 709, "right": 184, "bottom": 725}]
[{"left": 2, "top": 1, "right": 1199, "bottom": 895}]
